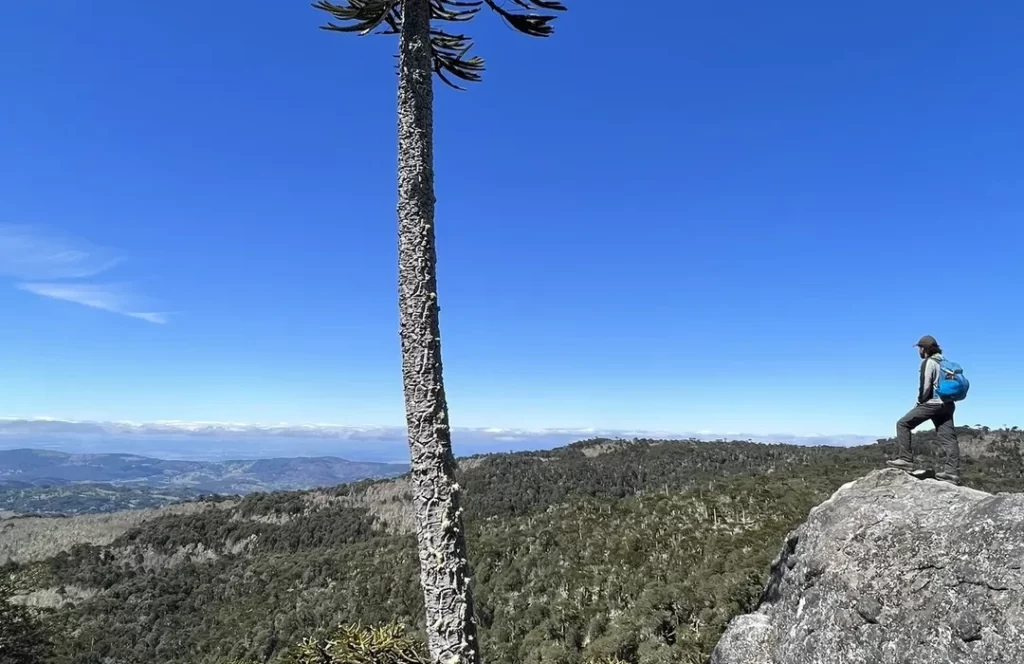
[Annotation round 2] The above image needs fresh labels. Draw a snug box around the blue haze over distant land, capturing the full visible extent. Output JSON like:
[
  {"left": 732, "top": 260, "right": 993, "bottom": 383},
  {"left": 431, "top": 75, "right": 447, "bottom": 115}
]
[{"left": 0, "top": 419, "right": 879, "bottom": 463}]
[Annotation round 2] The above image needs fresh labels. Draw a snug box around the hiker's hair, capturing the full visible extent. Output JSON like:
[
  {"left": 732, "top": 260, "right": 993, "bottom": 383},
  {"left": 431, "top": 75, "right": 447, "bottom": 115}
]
[{"left": 921, "top": 341, "right": 942, "bottom": 357}]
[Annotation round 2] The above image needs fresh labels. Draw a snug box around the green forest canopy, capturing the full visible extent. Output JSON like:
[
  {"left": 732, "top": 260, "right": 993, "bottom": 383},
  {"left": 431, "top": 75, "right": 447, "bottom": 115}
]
[{"left": 4, "top": 427, "right": 1023, "bottom": 664}]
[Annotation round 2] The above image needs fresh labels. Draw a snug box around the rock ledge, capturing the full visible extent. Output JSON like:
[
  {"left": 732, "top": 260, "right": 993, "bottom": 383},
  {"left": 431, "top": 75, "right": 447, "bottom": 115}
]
[{"left": 710, "top": 469, "right": 1024, "bottom": 664}]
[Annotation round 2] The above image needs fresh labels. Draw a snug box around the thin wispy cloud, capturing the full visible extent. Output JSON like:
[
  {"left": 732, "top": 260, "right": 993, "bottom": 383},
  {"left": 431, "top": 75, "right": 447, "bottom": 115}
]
[
  {"left": 0, "top": 224, "right": 168, "bottom": 324},
  {"left": 18, "top": 282, "right": 168, "bottom": 324},
  {"left": 0, "top": 224, "right": 122, "bottom": 280}
]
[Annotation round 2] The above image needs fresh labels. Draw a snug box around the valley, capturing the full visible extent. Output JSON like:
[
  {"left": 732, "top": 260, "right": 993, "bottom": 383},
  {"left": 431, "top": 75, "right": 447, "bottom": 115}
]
[
  {"left": 0, "top": 449, "right": 409, "bottom": 513},
  {"left": 3, "top": 427, "right": 1022, "bottom": 664}
]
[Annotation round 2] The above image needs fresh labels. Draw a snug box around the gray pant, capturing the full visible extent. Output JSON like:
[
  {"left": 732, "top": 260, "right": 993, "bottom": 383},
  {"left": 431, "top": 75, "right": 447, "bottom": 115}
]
[{"left": 895, "top": 402, "right": 960, "bottom": 475}]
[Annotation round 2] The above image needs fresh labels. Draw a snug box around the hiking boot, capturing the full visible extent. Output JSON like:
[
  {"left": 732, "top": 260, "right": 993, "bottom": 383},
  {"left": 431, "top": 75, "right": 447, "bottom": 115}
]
[
  {"left": 936, "top": 471, "right": 961, "bottom": 485},
  {"left": 886, "top": 459, "right": 915, "bottom": 471}
]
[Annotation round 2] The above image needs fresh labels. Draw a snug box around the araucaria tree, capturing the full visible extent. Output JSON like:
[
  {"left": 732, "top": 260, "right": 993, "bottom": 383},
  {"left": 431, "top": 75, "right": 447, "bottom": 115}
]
[{"left": 311, "top": 1, "right": 566, "bottom": 663}]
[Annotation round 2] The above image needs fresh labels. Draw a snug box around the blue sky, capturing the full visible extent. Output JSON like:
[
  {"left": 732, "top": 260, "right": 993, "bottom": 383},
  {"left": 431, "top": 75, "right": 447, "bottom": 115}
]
[{"left": 1, "top": 0, "right": 1021, "bottom": 442}]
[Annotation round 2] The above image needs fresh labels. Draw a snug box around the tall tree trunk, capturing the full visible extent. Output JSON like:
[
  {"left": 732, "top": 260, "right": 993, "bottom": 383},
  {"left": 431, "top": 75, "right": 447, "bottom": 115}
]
[{"left": 397, "top": 1, "right": 481, "bottom": 663}]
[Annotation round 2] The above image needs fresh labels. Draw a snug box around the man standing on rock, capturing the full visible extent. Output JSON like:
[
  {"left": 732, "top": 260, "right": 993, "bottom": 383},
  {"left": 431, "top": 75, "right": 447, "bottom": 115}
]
[{"left": 887, "top": 335, "right": 961, "bottom": 484}]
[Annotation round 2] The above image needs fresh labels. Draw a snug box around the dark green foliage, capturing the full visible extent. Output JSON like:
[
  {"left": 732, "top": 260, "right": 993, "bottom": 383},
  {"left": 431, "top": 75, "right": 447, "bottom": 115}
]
[
  {"left": 457, "top": 439, "right": 886, "bottom": 522},
  {"left": 10, "top": 429, "right": 1024, "bottom": 664},
  {"left": 0, "top": 582, "right": 51, "bottom": 664},
  {"left": 469, "top": 476, "right": 833, "bottom": 664},
  {"left": 312, "top": 0, "right": 567, "bottom": 87},
  {"left": 117, "top": 502, "right": 378, "bottom": 554}
]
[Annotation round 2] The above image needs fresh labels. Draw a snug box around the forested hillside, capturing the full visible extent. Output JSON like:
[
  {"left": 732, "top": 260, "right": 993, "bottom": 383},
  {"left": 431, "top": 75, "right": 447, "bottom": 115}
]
[
  {"left": 0, "top": 484, "right": 202, "bottom": 516},
  {"left": 4, "top": 428, "right": 1023, "bottom": 664}
]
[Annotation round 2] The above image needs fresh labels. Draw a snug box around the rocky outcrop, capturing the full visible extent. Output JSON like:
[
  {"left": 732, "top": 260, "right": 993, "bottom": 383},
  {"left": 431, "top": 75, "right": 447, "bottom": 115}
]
[{"left": 710, "top": 469, "right": 1024, "bottom": 664}]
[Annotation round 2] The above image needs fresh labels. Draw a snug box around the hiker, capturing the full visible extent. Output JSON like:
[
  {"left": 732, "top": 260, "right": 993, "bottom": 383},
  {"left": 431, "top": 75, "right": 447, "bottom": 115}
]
[{"left": 887, "top": 335, "right": 962, "bottom": 483}]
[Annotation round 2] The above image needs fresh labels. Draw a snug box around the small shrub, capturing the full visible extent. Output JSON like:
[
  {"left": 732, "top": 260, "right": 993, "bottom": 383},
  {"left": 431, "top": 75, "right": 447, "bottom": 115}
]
[{"left": 290, "top": 623, "right": 428, "bottom": 664}]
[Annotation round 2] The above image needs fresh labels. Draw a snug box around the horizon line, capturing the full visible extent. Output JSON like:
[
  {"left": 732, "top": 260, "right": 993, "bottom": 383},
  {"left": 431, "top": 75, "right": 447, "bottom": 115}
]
[{"left": 0, "top": 415, "right": 889, "bottom": 444}]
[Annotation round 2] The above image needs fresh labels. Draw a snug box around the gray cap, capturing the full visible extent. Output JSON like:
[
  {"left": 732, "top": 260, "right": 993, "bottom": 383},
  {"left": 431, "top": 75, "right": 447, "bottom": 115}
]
[{"left": 915, "top": 335, "right": 938, "bottom": 348}]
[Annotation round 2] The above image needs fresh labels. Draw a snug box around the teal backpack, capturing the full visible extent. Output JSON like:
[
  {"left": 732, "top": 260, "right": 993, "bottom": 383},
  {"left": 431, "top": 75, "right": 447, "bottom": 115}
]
[{"left": 935, "top": 358, "right": 970, "bottom": 402}]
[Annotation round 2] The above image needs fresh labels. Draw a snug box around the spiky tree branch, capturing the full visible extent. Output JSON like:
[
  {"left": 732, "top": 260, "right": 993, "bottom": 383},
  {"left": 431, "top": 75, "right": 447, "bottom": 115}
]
[{"left": 312, "top": 0, "right": 566, "bottom": 88}]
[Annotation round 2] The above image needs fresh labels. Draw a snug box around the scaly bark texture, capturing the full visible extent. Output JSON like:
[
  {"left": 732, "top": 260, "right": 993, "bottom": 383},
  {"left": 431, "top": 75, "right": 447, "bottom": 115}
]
[{"left": 396, "top": 1, "right": 480, "bottom": 663}]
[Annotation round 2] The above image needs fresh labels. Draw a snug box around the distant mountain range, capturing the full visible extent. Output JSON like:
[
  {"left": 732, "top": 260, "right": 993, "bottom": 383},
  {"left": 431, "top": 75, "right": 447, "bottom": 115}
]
[{"left": 0, "top": 448, "right": 409, "bottom": 494}]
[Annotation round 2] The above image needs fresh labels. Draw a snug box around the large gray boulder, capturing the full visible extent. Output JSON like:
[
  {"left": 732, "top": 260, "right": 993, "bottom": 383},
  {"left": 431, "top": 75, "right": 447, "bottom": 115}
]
[{"left": 710, "top": 469, "right": 1024, "bottom": 664}]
